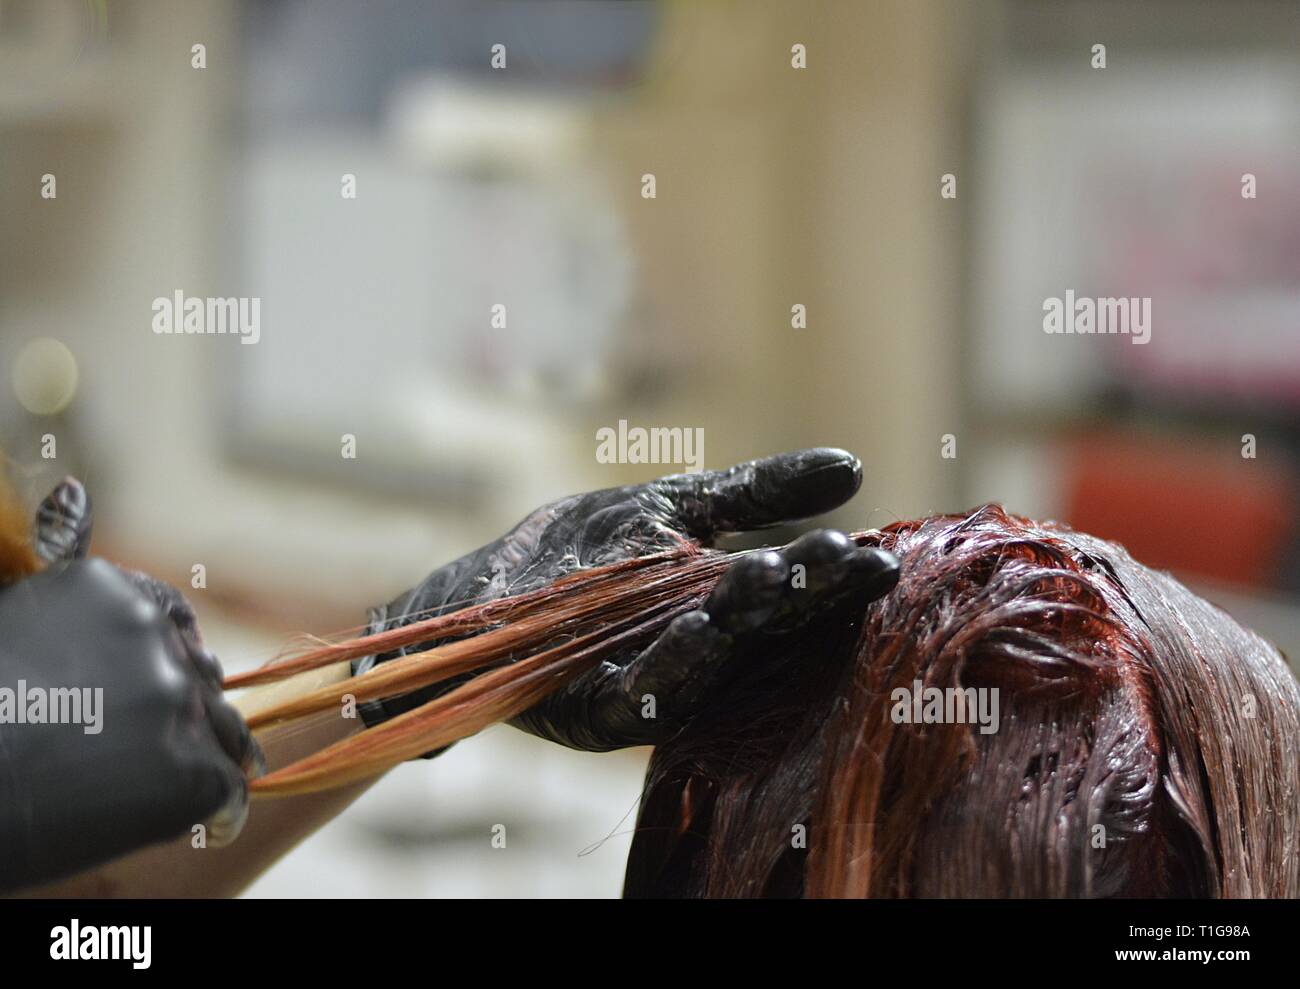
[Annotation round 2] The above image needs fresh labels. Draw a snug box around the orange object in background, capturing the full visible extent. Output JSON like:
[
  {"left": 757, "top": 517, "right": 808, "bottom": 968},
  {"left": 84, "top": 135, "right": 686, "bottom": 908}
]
[{"left": 1062, "top": 432, "right": 1297, "bottom": 590}]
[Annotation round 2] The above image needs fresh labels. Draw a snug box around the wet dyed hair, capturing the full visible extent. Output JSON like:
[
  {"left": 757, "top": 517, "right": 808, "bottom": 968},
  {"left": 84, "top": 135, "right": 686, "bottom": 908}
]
[
  {"left": 624, "top": 506, "right": 1300, "bottom": 898},
  {"left": 208, "top": 500, "right": 1298, "bottom": 896},
  {"left": 6, "top": 465, "right": 1292, "bottom": 895}
]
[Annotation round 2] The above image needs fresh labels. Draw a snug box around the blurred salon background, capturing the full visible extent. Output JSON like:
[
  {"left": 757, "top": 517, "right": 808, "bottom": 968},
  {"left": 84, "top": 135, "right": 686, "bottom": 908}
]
[{"left": 2, "top": 0, "right": 1298, "bottom": 896}]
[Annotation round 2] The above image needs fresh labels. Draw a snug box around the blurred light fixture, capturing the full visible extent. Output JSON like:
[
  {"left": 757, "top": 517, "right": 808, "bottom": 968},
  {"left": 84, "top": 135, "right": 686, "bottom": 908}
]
[
  {"left": 12, "top": 336, "right": 79, "bottom": 415},
  {"left": 388, "top": 75, "right": 588, "bottom": 173}
]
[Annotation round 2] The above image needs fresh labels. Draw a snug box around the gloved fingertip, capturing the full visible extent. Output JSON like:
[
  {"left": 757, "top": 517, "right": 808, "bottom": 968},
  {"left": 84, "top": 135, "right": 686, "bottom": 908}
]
[
  {"left": 782, "top": 527, "right": 856, "bottom": 566},
  {"left": 708, "top": 550, "right": 787, "bottom": 634},
  {"left": 189, "top": 645, "right": 224, "bottom": 688},
  {"left": 204, "top": 785, "right": 250, "bottom": 848},
  {"left": 244, "top": 735, "right": 268, "bottom": 779},
  {"left": 847, "top": 547, "right": 901, "bottom": 598},
  {"left": 34, "top": 476, "right": 93, "bottom": 562},
  {"left": 747, "top": 448, "right": 863, "bottom": 523}
]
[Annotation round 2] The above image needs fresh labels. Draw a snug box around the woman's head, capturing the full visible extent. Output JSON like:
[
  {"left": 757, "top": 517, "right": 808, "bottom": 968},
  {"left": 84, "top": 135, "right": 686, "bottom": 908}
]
[{"left": 625, "top": 505, "right": 1300, "bottom": 898}]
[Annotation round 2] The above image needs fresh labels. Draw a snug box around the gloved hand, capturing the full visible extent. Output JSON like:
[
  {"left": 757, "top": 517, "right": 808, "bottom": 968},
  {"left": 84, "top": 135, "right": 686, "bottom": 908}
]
[
  {"left": 0, "top": 478, "right": 260, "bottom": 892},
  {"left": 355, "top": 448, "right": 899, "bottom": 752}
]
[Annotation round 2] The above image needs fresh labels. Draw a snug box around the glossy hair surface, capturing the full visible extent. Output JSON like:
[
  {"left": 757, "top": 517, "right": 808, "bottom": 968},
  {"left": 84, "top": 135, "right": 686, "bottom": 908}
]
[{"left": 625, "top": 506, "right": 1300, "bottom": 898}]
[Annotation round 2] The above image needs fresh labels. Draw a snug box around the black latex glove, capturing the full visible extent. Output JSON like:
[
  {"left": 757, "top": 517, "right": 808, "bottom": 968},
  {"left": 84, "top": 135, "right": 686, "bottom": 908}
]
[
  {"left": 0, "top": 478, "right": 260, "bottom": 892},
  {"left": 354, "top": 448, "right": 900, "bottom": 752}
]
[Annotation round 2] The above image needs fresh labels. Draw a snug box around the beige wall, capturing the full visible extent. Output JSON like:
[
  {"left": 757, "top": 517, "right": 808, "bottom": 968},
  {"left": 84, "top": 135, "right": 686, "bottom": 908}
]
[
  {"left": 594, "top": 0, "right": 970, "bottom": 526},
  {"left": 2, "top": 0, "right": 971, "bottom": 618}
]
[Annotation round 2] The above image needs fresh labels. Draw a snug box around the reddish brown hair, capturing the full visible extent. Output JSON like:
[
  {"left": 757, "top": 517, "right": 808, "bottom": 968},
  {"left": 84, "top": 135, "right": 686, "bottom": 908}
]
[
  {"left": 624, "top": 506, "right": 1300, "bottom": 897},
  {"left": 5, "top": 465, "right": 1288, "bottom": 894}
]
